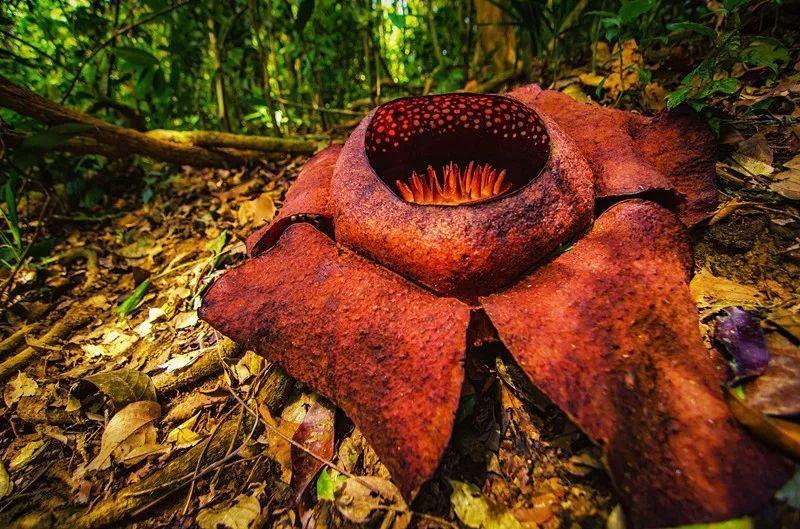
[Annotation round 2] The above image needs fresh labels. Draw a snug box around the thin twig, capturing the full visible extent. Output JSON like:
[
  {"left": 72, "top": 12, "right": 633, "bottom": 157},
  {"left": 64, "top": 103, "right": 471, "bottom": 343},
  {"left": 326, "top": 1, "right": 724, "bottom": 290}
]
[{"left": 181, "top": 404, "right": 241, "bottom": 515}]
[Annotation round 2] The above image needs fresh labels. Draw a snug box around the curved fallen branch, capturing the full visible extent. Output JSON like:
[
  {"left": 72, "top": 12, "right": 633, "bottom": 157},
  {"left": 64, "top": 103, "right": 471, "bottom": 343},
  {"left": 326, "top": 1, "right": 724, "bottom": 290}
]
[
  {"left": 0, "top": 76, "right": 321, "bottom": 167},
  {"left": 145, "top": 129, "right": 318, "bottom": 155},
  {"left": 0, "top": 323, "right": 34, "bottom": 359}
]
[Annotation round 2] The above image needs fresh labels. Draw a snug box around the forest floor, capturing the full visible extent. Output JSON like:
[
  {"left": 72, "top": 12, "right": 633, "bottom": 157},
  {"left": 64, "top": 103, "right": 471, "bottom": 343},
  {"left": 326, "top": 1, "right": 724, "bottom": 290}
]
[{"left": 1, "top": 81, "right": 800, "bottom": 529}]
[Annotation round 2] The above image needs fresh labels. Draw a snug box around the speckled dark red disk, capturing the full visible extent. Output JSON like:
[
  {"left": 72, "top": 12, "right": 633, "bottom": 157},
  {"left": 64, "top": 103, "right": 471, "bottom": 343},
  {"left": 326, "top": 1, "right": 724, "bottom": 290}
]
[{"left": 332, "top": 93, "right": 594, "bottom": 299}]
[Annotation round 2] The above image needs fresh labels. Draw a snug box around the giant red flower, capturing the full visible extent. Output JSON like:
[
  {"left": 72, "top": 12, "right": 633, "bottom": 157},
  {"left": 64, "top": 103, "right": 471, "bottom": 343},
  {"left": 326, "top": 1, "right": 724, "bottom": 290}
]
[{"left": 200, "top": 85, "right": 792, "bottom": 528}]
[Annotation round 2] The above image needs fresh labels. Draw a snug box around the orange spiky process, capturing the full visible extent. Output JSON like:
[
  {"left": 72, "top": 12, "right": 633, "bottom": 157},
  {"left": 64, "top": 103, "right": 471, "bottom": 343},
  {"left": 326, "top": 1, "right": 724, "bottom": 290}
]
[{"left": 395, "top": 162, "right": 511, "bottom": 205}]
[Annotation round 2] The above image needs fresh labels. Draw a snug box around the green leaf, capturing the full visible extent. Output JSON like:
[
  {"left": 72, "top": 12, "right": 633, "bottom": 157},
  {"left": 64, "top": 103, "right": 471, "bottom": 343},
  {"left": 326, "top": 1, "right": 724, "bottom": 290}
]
[
  {"left": 387, "top": 12, "right": 406, "bottom": 29},
  {"left": 667, "top": 22, "right": 716, "bottom": 38},
  {"left": 207, "top": 230, "right": 229, "bottom": 255},
  {"left": 295, "top": 0, "right": 315, "bottom": 31},
  {"left": 618, "top": 0, "right": 656, "bottom": 24},
  {"left": 207, "top": 230, "right": 229, "bottom": 268},
  {"left": 316, "top": 468, "right": 336, "bottom": 501},
  {"left": 115, "top": 279, "right": 151, "bottom": 319},
  {"left": 722, "top": 0, "right": 750, "bottom": 12},
  {"left": 716, "top": 78, "right": 740, "bottom": 94},
  {"left": 743, "top": 38, "right": 790, "bottom": 74},
  {"left": 665, "top": 86, "right": 691, "bottom": 109},
  {"left": 112, "top": 46, "right": 159, "bottom": 68},
  {"left": 636, "top": 67, "right": 652, "bottom": 85}
]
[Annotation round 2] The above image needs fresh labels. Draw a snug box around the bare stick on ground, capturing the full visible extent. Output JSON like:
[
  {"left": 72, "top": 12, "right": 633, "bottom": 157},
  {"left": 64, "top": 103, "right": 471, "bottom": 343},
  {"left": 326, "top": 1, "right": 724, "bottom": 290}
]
[{"left": 0, "top": 306, "right": 93, "bottom": 382}]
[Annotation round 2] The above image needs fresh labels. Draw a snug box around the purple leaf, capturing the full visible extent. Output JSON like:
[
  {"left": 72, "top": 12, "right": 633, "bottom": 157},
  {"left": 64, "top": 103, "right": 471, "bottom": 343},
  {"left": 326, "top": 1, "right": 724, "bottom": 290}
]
[{"left": 714, "top": 307, "right": 769, "bottom": 384}]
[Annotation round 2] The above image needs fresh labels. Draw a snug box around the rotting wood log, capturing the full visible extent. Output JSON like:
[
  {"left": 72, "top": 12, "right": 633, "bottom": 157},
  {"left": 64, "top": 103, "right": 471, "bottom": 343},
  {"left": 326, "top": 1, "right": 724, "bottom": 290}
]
[
  {"left": 1, "top": 129, "right": 285, "bottom": 164},
  {"left": 0, "top": 306, "right": 93, "bottom": 382},
  {"left": 0, "top": 76, "right": 321, "bottom": 168},
  {"left": 144, "top": 129, "right": 318, "bottom": 154},
  {"left": 152, "top": 337, "right": 244, "bottom": 394},
  {"left": 14, "top": 366, "right": 292, "bottom": 529}
]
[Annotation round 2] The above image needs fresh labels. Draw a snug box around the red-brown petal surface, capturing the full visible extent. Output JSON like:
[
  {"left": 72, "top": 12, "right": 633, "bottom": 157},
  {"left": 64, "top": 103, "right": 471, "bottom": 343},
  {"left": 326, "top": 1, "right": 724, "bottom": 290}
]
[
  {"left": 508, "top": 85, "right": 717, "bottom": 226},
  {"left": 246, "top": 144, "right": 342, "bottom": 256},
  {"left": 201, "top": 223, "right": 471, "bottom": 498},
  {"left": 481, "top": 200, "right": 791, "bottom": 528}
]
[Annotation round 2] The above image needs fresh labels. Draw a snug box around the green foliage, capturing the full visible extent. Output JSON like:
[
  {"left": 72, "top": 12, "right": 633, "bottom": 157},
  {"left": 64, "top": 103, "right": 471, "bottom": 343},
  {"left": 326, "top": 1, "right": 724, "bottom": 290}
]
[
  {"left": 0, "top": 0, "right": 794, "bottom": 181},
  {"left": 0, "top": 182, "right": 23, "bottom": 269},
  {"left": 115, "top": 278, "right": 151, "bottom": 319},
  {"left": 664, "top": 1, "right": 790, "bottom": 119}
]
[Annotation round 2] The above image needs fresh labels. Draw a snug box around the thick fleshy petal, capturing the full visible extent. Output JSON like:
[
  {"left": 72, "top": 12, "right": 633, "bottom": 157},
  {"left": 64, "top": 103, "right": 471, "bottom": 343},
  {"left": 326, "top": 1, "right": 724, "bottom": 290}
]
[
  {"left": 246, "top": 144, "right": 342, "bottom": 256},
  {"left": 481, "top": 200, "right": 791, "bottom": 528},
  {"left": 508, "top": 85, "right": 717, "bottom": 226},
  {"left": 201, "top": 223, "right": 471, "bottom": 498}
]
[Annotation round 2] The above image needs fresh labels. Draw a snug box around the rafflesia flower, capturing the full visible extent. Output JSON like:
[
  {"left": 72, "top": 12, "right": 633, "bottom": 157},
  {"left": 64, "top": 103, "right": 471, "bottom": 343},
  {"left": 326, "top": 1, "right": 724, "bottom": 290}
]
[{"left": 200, "top": 85, "right": 792, "bottom": 528}]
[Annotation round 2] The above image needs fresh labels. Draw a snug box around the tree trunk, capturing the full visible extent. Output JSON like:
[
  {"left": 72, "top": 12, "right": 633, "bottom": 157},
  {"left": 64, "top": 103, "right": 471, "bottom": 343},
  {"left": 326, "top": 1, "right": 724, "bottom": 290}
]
[
  {"left": 207, "top": 17, "right": 231, "bottom": 132},
  {"left": 474, "top": 0, "right": 517, "bottom": 75},
  {"left": 247, "top": 0, "right": 283, "bottom": 136},
  {"left": 425, "top": 0, "right": 445, "bottom": 69}
]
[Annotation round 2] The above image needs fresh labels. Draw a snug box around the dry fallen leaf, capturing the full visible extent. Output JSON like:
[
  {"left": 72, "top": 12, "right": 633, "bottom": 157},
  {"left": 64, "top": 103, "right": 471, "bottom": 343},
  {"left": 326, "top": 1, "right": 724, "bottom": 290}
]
[
  {"left": 232, "top": 351, "right": 264, "bottom": 384},
  {"left": 166, "top": 413, "right": 203, "bottom": 449},
  {"left": 158, "top": 349, "right": 203, "bottom": 372},
  {"left": 174, "top": 310, "right": 199, "bottom": 330},
  {"left": 86, "top": 400, "right": 161, "bottom": 471},
  {"left": 744, "top": 333, "right": 800, "bottom": 416},
  {"left": 767, "top": 306, "right": 800, "bottom": 341},
  {"left": 118, "top": 236, "right": 163, "bottom": 260},
  {"left": 561, "top": 84, "right": 590, "bottom": 103},
  {"left": 72, "top": 368, "right": 157, "bottom": 410},
  {"left": 10, "top": 440, "right": 47, "bottom": 471},
  {"left": 736, "top": 133, "right": 774, "bottom": 166},
  {"left": 196, "top": 493, "right": 261, "bottom": 529},
  {"left": 259, "top": 393, "right": 314, "bottom": 483},
  {"left": 450, "top": 480, "right": 535, "bottom": 529},
  {"left": 332, "top": 475, "right": 409, "bottom": 528},
  {"left": 4, "top": 372, "right": 39, "bottom": 408},
  {"left": 690, "top": 269, "right": 762, "bottom": 311},
  {"left": 770, "top": 168, "right": 800, "bottom": 200},
  {"left": 0, "top": 461, "right": 13, "bottom": 499},
  {"left": 726, "top": 390, "right": 800, "bottom": 459},
  {"left": 606, "top": 39, "right": 642, "bottom": 98},
  {"left": 291, "top": 398, "right": 335, "bottom": 501},
  {"left": 643, "top": 82, "right": 666, "bottom": 111},
  {"left": 731, "top": 153, "right": 775, "bottom": 177},
  {"left": 236, "top": 193, "right": 276, "bottom": 228}
]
